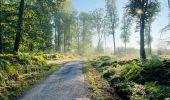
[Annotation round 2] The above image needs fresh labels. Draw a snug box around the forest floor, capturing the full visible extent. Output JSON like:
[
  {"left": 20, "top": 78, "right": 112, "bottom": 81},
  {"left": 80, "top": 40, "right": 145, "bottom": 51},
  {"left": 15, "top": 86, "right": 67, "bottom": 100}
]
[{"left": 19, "top": 61, "right": 91, "bottom": 100}]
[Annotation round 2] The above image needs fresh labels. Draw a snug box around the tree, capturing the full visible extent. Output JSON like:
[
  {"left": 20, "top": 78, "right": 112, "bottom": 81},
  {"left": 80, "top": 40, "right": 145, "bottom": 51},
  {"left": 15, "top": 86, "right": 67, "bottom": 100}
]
[
  {"left": 105, "top": 0, "right": 119, "bottom": 55},
  {"left": 120, "top": 11, "right": 132, "bottom": 54},
  {"left": 91, "top": 8, "right": 105, "bottom": 53},
  {"left": 168, "top": 0, "right": 170, "bottom": 8},
  {"left": 162, "top": 0, "right": 170, "bottom": 32},
  {"left": 14, "top": 0, "right": 24, "bottom": 53},
  {"left": 126, "top": 0, "right": 160, "bottom": 60},
  {"left": 102, "top": 16, "right": 110, "bottom": 54},
  {"left": 79, "top": 12, "right": 93, "bottom": 55}
]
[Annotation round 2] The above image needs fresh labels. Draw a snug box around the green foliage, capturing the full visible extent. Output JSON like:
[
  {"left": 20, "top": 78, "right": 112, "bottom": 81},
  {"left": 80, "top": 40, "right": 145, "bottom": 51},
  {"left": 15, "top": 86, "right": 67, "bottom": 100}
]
[
  {"left": 142, "top": 59, "right": 163, "bottom": 68},
  {"left": 0, "top": 53, "right": 64, "bottom": 99},
  {"left": 121, "top": 61, "right": 141, "bottom": 81},
  {"left": 90, "top": 56, "right": 170, "bottom": 100}
]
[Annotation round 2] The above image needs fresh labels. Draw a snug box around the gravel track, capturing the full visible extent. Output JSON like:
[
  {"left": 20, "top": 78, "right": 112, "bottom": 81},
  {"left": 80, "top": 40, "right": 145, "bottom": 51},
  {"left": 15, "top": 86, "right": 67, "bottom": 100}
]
[{"left": 20, "top": 61, "right": 90, "bottom": 100}]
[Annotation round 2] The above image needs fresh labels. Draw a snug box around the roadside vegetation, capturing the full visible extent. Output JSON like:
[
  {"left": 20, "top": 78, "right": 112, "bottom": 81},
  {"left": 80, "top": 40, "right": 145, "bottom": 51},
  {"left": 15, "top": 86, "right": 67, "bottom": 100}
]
[
  {"left": 85, "top": 56, "right": 170, "bottom": 100},
  {"left": 0, "top": 53, "right": 75, "bottom": 100}
]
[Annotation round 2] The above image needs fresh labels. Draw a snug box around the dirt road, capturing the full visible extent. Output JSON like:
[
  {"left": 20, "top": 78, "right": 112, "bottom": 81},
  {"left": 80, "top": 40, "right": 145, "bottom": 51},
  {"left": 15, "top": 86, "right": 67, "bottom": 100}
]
[{"left": 20, "top": 61, "right": 90, "bottom": 100}]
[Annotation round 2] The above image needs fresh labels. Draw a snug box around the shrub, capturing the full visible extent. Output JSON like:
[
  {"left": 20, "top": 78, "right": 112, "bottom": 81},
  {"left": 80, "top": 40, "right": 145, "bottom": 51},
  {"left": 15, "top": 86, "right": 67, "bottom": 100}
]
[
  {"left": 142, "top": 59, "right": 163, "bottom": 68},
  {"left": 121, "top": 61, "right": 142, "bottom": 81}
]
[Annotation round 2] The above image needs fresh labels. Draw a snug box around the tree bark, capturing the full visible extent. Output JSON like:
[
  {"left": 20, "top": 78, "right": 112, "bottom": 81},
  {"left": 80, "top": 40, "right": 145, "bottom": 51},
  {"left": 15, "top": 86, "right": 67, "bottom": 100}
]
[
  {"left": 57, "top": 21, "right": 61, "bottom": 52},
  {"left": 148, "top": 22, "right": 152, "bottom": 56},
  {"left": 64, "top": 25, "right": 67, "bottom": 53},
  {"left": 54, "top": 21, "right": 58, "bottom": 51},
  {"left": 104, "top": 33, "right": 106, "bottom": 54},
  {"left": 125, "top": 41, "right": 127, "bottom": 55},
  {"left": 113, "top": 32, "right": 116, "bottom": 55},
  {"left": 57, "top": 30, "right": 61, "bottom": 52},
  {"left": 168, "top": 0, "right": 170, "bottom": 9},
  {"left": 140, "top": 15, "right": 146, "bottom": 60},
  {"left": 77, "top": 19, "right": 80, "bottom": 55},
  {"left": 0, "top": 30, "right": 2, "bottom": 54},
  {"left": 14, "top": 0, "right": 24, "bottom": 53}
]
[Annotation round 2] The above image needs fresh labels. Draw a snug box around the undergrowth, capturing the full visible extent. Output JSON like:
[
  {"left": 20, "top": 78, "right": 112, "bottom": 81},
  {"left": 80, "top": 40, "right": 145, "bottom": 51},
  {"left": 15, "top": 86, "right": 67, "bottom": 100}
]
[
  {"left": 0, "top": 53, "right": 73, "bottom": 100},
  {"left": 83, "top": 62, "right": 120, "bottom": 100},
  {"left": 89, "top": 56, "right": 170, "bottom": 100}
]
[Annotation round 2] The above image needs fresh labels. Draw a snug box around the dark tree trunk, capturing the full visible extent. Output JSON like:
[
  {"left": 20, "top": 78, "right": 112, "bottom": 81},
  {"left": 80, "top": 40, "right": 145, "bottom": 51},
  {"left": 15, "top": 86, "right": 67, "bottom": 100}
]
[
  {"left": 14, "top": 0, "right": 24, "bottom": 53},
  {"left": 140, "top": 15, "right": 146, "bottom": 60},
  {"left": 0, "top": 30, "right": 2, "bottom": 54}
]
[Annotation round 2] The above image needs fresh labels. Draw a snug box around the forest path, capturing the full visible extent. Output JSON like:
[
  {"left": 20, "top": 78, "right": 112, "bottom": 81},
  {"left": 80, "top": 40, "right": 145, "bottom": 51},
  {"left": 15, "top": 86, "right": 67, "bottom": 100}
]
[{"left": 20, "top": 61, "right": 91, "bottom": 100}]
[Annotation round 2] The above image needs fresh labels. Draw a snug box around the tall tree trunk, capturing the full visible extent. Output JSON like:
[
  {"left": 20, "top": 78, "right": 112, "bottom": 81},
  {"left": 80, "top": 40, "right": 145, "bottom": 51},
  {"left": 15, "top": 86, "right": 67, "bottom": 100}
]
[
  {"left": 57, "top": 28, "right": 61, "bottom": 52},
  {"left": 54, "top": 22, "right": 58, "bottom": 51},
  {"left": 148, "top": 22, "right": 152, "bottom": 56},
  {"left": 97, "top": 30, "right": 101, "bottom": 52},
  {"left": 104, "top": 33, "right": 106, "bottom": 54},
  {"left": 168, "top": 0, "right": 170, "bottom": 9},
  {"left": 125, "top": 42, "right": 127, "bottom": 55},
  {"left": 140, "top": 15, "right": 146, "bottom": 60},
  {"left": 113, "top": 32, "right": 116, "bottom": 55},
  {"left": 64, "top": 25, "right": 67, "bottom": 53},
  {"left": 67, "top": 22, "right": 71, "bottom": 52},
  {"left": 57, "top": 22, "right": 61, "bottom": 52},
  {"left": 0, "top": 30, "right": 2, "bottom": 54},
  {"left": 14, "top": 0, "right": 24, "bottom": 53},
  {"left": 77, "top": 21, "right": 80, "bottom": 55}
]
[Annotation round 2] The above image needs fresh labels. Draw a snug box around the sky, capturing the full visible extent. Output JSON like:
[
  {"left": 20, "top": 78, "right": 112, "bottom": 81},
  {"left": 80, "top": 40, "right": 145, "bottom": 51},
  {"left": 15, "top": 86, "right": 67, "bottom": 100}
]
[{"left": 72, "top": 0, "right": 170, "bottom": 50}]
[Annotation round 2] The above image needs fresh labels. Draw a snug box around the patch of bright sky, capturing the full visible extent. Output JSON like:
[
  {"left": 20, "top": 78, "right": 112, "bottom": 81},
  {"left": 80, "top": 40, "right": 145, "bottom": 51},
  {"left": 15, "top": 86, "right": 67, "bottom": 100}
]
[{"left": 72, "top": 0, "right": 170, "bottom": 49}]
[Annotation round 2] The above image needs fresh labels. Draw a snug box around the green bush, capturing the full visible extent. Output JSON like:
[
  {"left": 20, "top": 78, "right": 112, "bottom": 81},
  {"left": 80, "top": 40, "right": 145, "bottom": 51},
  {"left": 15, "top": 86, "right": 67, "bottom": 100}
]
[
  {"left": 121, "top": 61, "right": 142, "bottom": 81},
  {"left": 142, "top": 59, "right": 163, "bottom": 68}
]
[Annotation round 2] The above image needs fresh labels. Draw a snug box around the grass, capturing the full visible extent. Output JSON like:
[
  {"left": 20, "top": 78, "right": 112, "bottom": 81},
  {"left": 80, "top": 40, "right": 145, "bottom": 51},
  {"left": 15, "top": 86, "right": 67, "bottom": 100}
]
[
  {"left": 0, "top": 53, "right": 74, "bottom": 100},
  {"left": 83, "top": 62, "right": 120, "bottom": 100}
]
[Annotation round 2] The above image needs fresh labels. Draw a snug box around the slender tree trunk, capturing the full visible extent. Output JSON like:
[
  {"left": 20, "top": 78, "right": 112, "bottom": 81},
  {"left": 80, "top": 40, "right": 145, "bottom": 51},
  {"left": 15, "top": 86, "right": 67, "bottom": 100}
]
[
  {"left": 113, "top": 32, "right": 116, "bottom": 55},
  {"left": 0, "top": 31, "right": 2, "bottom": 54},
  {"left": 14, "top": 0, "right": 24, "bottom": 53},
  {"left": 54, "top": 22, "right": 58, "bottom": 51},
  {"left": 104, "top": 33, "right": 106, "bottom": 54},
  {"left": 56, "top": 19, "right": 61, "bottom": 52},
  {"left": 77, "top": 21, "right": 80, "bottom": 54},
  {"left": 125, "top": 42, "right": 127, "bottom": 55},
  {"left": 64, "top": 25, "right": 67, "bottom": 53},
  {"left": 58, "top": 29, "right": 61, "bottom": 52},
  {"left": 168, "top": 0, "right": 170, "bottom": 9},
  {"left": 140, "top": 15, "right": 146, "bottom": 60},
  {"left": 97, "top": 30, "right": 101, "bottom": 52},
  {"left": 148, "top": 22, "right": 152, "bottom": 56},
  {"left": 67, "top": 22, "right": 71, "bottom": 52}
]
